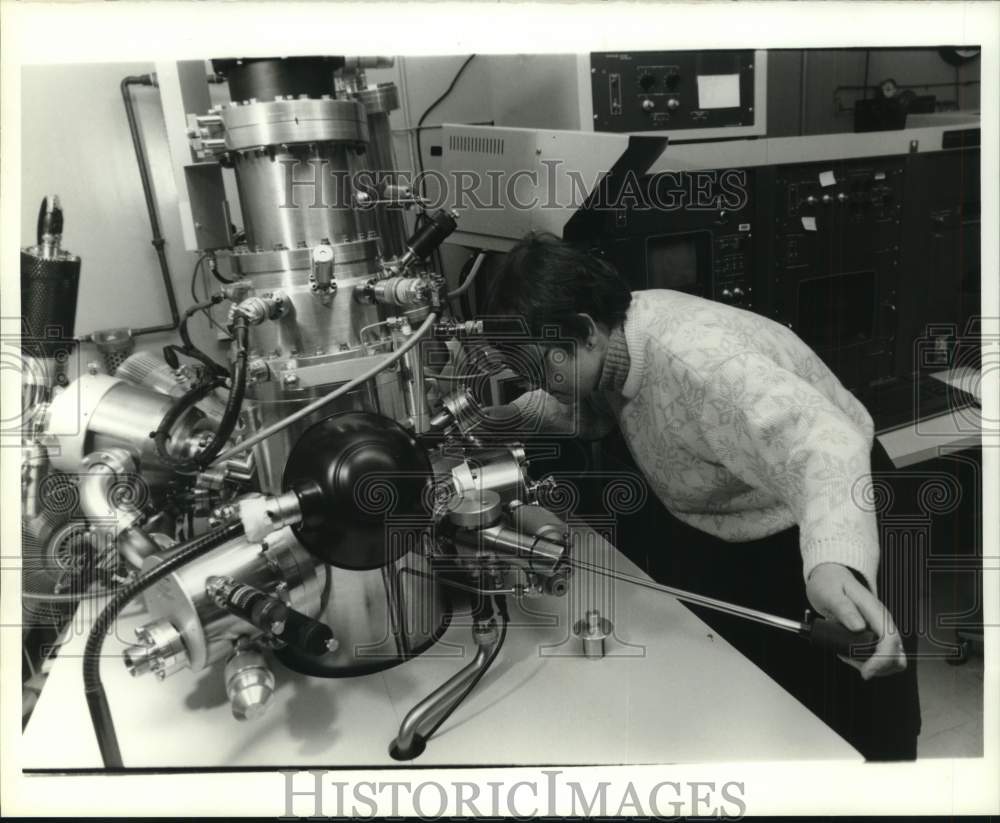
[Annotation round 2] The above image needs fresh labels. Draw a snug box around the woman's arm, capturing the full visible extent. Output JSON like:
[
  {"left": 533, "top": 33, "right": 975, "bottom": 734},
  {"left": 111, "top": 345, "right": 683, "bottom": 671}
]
[
  {"left": 500, "top": 389, "right": 616, "bottom": 440},
  {"left": 695, "top": 351, "right": 905, "bottom": 678}
]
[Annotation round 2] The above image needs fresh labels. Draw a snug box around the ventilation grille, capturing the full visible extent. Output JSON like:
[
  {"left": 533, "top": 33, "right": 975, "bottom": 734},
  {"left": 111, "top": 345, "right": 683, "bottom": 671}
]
[{"left": 448, "top": 134, "right": 505, "bottom": 156}]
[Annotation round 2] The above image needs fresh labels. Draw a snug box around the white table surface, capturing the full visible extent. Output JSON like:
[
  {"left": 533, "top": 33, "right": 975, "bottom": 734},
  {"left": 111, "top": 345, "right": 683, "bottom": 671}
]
[
  {"left": 876, "top": 369, "right": 983, "bottom": 468},
  {"left": 22, "top": 526, "right": 860, "bottom": 768}
]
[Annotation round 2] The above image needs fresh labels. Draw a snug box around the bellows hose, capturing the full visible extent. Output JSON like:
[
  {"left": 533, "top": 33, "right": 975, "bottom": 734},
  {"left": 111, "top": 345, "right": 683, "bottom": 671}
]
[{"left": 83, "top": 520, "right": 245, "bottom": 769}]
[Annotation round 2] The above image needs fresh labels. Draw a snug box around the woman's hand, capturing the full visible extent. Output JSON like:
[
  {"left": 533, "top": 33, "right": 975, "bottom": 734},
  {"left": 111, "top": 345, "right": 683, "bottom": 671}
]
[{"left": 805, "top": 562, "right": 907, "bottom": 679}]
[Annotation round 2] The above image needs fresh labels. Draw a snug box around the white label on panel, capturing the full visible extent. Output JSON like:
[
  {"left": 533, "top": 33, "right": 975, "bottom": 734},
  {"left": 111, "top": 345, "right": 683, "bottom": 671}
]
[{"left": 696, "top": 74, "right": 740, "bottom": 109}]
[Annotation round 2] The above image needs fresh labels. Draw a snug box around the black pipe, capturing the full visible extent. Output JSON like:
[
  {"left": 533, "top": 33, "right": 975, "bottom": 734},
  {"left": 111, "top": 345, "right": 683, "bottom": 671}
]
[
  {"left": 83, "top": 520, "right": 245, "bottom": 769},
  {"left": 174, "top": 297, "right": 229, "bottom": 378},
  {"left": 120, "top": 74, "right": 182, "bottom": 337},
  {"left": 194, "top": 314, "right": 249, "bottom": 466}
]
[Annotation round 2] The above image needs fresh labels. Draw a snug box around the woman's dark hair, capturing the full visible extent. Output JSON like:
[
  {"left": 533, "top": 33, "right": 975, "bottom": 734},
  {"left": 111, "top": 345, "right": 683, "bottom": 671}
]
[{"left": 484, "top": 232, "right": 631, "bottom": 342}]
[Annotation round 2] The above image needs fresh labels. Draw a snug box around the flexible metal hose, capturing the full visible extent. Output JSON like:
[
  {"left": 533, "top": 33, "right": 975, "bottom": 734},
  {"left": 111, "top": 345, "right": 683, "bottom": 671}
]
[
  {"left": 210, "top": 310, "right": 439, "bottom": 467},
  {"left": 82, "top": 520, "right": 245, "bottom": 769}
]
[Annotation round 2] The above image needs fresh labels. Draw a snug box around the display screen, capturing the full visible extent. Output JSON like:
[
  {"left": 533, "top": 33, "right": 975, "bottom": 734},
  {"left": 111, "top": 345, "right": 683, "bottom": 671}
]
[
  {"left": 796, "top": 271, "right": 876, "bottom": 349},
  {"left": 645, "top": 233, "right": 702, "bottom": 290}
]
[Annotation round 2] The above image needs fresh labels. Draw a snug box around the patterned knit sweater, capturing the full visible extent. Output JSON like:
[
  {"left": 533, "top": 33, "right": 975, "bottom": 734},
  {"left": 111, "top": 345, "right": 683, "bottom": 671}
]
[{"left": 511, "top": 289, "right": 880, "bottom": 590}]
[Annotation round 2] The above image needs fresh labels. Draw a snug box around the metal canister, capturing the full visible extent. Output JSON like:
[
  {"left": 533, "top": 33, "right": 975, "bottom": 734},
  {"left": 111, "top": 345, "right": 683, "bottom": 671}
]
[{"left": 20, "top": 250, "right": 81, "bottom": 358}]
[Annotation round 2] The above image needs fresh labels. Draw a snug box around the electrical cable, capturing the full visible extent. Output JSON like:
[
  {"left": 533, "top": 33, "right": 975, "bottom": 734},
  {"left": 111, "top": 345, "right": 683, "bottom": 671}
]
[
  {"left": 209, "top": 310, "right": 439, "bottom": 467},
  {"left": 414, "top": 55, "right": 477, "bottom": 200},
  {"left": 170, "top": 298, "right": 229, "bottom": 378},
  {"left": 154, "top": 315, "right": 250, "bottom": 474},
  {"left": 411, "top": 56, "right": 475, "bottom": 278},
  {"left": 194, "top": 314, "right": 250, "bottom": 466},
  {"left": 199, "top": 260, "right": 229, "bottom": 335},
  {"left": 190, "top": 252, "right": 229, "bottom": 335},
  {"left": 82, "top": 520, "right": 245, "bottom": 769}
]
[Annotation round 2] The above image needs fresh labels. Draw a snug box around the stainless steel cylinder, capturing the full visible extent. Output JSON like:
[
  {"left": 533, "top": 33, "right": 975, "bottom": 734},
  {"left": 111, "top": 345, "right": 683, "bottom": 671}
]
[
  {"left": 573, "top": 609, "right": 612, "bottom": 660},
  {"left": 230, "top": 143, "right": 365, "bottom": 251},
  {"left": 139, "top": 526, "right": 321, "bottom": 672},
  {"left": 218, "top": 239, "right": 407, "bottom": 494},
  {"left": 43, "top": 374, "right": 212, "bottom": 485},
  {"left": 219, "top": 98, "right": 369, "bottom": 252},
  {"left": 220, "top": 98, "right": 368, "bottom": 152},
  {"left": 453, "top": 520, "right": 566, "bottom": 573},
  {"left": 449, "top": 447, "right": 530, "bottom": 505},
  {"left": 116, "top": 351, "right": 228, "bottom": 422},
  {"left": 221, "top": 242, "right": 381, "bottom": 358}
]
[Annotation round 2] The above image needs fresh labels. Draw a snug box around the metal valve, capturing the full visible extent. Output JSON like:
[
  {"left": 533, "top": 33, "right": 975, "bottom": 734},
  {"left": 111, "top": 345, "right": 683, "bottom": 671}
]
[
  {"left": 235, "top": 291, "right": 288, "bottom": 325},
  {"left": 309, "top": 245, "right": 337, "bottom": 295}
]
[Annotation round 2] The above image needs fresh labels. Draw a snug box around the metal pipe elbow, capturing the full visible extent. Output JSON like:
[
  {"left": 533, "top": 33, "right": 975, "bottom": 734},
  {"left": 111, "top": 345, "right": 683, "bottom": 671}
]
[
  {"left": 390, "top": 638, "right": 495, "bottom": 760},
  {"left": 79, "top": 448, "right": 156, "bottom": 566}
]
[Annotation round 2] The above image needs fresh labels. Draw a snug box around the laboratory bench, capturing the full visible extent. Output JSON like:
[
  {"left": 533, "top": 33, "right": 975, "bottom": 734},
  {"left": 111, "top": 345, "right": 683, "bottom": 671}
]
[{"left": 22, "top": 524, "right": 861, "bottom": 769}]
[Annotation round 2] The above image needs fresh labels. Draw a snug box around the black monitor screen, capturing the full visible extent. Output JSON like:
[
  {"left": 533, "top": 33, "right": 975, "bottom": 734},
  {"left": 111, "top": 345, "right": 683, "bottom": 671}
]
[{"left": 645, "top": 233, "right": 702, "bottom": 291}]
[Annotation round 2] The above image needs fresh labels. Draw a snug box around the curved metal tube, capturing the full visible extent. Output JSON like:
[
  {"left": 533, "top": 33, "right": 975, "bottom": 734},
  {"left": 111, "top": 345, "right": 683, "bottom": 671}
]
[
  {"left": 78, "top": 449, "right": 157, "bottom": 568},
  {"left": 390, "top": 641, "right": 494, "bottom": 759}
]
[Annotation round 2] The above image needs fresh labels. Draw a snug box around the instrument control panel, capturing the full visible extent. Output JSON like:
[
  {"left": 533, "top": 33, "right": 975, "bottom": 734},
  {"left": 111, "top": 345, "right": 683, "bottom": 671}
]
[{"left": 591, "top": 50, "right": 757, "bottom": 133}]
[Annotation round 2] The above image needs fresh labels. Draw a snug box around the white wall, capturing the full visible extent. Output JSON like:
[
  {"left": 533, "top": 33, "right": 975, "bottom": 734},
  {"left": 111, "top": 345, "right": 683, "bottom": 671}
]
[
  {"left": 385, "top": 54, "right": 584, "bottom": 281},
  {"left": 21, "top": 51, "right": 981, "bottom": 349},
  {"left": 21, "top": 62, "right": 228, "bottom": 369}
]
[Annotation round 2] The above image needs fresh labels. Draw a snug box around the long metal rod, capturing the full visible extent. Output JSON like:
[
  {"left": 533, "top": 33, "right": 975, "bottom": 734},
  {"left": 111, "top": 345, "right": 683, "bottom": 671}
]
[{"left": 562, "top": 557, "right": 805, "bottom": 634}]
